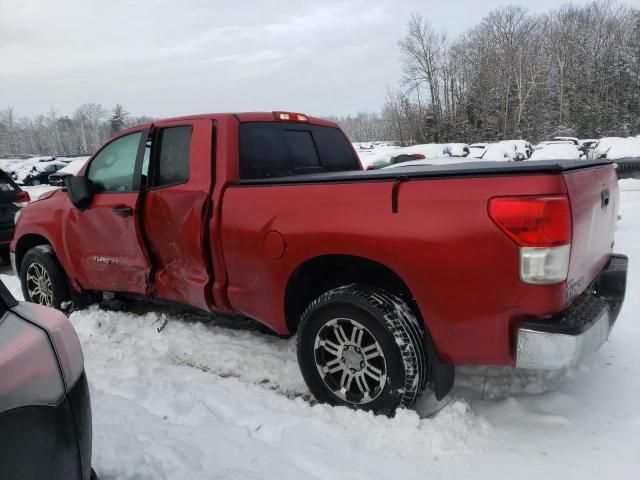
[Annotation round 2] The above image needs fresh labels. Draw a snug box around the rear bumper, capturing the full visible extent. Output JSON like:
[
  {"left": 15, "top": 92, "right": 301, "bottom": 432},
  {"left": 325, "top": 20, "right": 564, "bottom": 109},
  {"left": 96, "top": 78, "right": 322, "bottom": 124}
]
[{"left": 515, "top": 254, "right": 628, "bottom": 370}]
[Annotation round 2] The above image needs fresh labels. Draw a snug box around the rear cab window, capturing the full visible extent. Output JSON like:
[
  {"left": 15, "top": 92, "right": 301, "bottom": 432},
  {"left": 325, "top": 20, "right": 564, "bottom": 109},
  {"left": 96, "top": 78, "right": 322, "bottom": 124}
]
[
  {"left": 152, "top": 126, "right": 191, "bottom": 187},
  {"left": 239, "top": 122, "right": 359, "bottom": 179}
]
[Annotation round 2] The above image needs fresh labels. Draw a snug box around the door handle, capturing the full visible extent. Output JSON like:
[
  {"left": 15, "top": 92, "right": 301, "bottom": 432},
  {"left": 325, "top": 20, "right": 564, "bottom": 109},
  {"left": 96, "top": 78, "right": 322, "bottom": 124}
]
[
  {"left": 112, "top": 206, "right": 133, "bottom": 217},
  {"left": 601, "top": 189, "right": 610, "bottom": 209}
]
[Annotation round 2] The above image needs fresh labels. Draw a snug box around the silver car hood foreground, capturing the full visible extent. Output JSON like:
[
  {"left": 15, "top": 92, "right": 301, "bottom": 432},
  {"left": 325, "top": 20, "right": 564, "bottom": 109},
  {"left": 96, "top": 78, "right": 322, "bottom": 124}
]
[{"left": 0, "top": 303, "right": 84, "bottom": 414}]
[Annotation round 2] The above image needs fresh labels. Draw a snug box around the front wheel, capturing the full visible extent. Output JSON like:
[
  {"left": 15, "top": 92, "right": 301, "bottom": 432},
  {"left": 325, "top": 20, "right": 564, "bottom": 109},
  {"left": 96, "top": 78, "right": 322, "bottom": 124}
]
[
  {"left": 297, "top": 284, "right": 430, "bottom": 415},
  {"left": 20, "top": 246, "right": 71, "bottom": 309}
]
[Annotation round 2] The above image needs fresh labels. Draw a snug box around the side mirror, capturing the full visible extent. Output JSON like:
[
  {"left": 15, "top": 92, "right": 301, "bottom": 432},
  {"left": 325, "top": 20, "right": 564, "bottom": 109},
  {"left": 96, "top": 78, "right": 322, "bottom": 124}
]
[{"left": 64, "top": 176, "right": 93, "bottom": 210}]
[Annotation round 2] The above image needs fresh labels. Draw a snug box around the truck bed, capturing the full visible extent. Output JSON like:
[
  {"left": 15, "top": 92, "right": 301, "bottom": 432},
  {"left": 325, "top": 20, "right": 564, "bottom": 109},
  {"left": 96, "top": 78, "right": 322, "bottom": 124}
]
[{"left": 238, "top": 159, "right": 613, "bottom": 185}]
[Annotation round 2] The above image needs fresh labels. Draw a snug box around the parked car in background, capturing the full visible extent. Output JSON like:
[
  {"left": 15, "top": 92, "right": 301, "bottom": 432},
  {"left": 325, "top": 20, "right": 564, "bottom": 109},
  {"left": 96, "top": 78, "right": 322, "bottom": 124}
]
[
  {"left": 0, "top": 279, "right": 96, "bottom": 479},
  {"left": 593, "top": 137, "right": 640, "bottom": 160},
  {"left": 390, "top": 153, "right": 426, "bottom": 165},
  {"left": 49, "top": 158, "right": 90, "bottom": 186},
  {"left": 529, "top": 143, "right": 581, "bottom": 161},
  {"left": 468, "top": 143, "right": 488, "bottom": 158},
  {"left": 21, "top": 162, "right": 68, "bottom": 186},
  {"left": 444, "top": 143, "right": 470, "bottom": 157},
  {"left": 579, "top": 139, "right": 598, "bottom": 156},
  {"left": 382, "top": 156, "right": 480, "bottom": 169},
  {"left": 536, "top": 140, "right": 576, "bottom": 148},
  {"left": 0, "top": 169, "right": 30, "bottom": 263},
  {"left": 553, "top": 136, "right": 580, "bottom": 145},
  {"left": 499, "top": 140, "right": 532, "bottom": 160},
  {"left": 367, "top": 153, "right": 428, "bottom": 170},
  {"left": 480, "top": 143, "right": 514, "bottom": 161},
  {"left": 588, "top": 137, "right": 625, "bottom": 159}
]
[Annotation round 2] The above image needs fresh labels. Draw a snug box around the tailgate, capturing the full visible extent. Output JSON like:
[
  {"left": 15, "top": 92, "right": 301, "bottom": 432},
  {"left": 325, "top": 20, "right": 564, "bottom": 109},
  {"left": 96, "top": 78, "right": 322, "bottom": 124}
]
[{"left": 563, "top": 164, "right": 619, "bottom": 305}]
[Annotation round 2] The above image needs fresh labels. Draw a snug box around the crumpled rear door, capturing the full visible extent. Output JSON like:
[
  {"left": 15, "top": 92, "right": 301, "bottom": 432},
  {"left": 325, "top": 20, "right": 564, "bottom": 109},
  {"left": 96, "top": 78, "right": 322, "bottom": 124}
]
[{"left": 141, "top": 118, "right": 215, "bottom": 311}]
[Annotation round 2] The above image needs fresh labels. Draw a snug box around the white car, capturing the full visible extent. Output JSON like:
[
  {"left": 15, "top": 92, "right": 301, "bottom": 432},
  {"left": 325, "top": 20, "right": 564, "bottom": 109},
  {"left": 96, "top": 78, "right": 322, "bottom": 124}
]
[
  {"left": 603, "top": 137, "right": 640, "bottom": 160},
  {"left": 481, "top": 144, "right": 515, "bottom": 161},
  {"left": 553, "top": 136, "right": 580, "bottom": 145},
  {"left": 528, "top": 143, "right": 581, "bottom": 161},
  {"left": 589, "top": 137, "right": 626, "bottom": 159},
  {"left": 499, "top": 140, "right": 532, "bottom": 160},
  {"left": 444, "top": 143, "right": 470, "bottom": 157},
  {"left": 468, "top": 143, "right": 489, "bottom": 158}
]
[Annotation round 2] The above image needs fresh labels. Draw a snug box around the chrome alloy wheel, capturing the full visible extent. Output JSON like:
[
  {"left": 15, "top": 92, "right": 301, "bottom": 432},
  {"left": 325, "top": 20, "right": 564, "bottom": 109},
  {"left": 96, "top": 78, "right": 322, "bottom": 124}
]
[
  {"left": 314, "top": 318, "right": 387, "bottom": 404},
  {"left": 25, "top": 262, "right": 53, "bottom": 306}
]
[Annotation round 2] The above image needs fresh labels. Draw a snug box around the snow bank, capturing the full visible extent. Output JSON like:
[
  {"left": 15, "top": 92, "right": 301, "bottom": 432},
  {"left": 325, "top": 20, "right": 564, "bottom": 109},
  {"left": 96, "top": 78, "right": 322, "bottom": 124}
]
[{"left": 68, "top": 305, "right": 489, "bottom": 479}]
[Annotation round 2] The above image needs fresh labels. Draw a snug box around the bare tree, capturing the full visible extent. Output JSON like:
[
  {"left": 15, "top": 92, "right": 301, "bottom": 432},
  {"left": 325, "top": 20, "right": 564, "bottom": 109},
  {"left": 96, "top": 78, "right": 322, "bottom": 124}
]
[{"left": 0, "top": 107, "right": 18, "bottom": 155}]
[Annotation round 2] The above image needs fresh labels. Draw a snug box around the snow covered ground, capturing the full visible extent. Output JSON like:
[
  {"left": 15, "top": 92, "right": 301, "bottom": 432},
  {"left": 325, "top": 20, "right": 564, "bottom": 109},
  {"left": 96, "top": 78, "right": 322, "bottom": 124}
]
[{"left": 0, "top": 181, "right": 638, "bottom": 478}]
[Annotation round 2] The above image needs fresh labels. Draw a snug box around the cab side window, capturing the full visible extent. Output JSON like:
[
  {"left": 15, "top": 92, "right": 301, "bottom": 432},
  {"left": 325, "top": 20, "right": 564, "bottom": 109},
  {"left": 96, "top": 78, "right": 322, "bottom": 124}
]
[
  {"left": 87, "top": 132, "right": 142, "bottom": 193},
  {"left": 152, "top": 126, "right": 191, "bottom": 187}
]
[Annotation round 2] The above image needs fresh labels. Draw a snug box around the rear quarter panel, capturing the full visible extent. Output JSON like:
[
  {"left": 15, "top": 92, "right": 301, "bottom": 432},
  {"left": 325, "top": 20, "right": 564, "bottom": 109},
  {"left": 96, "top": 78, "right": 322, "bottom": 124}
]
[{"left": 221, "top": 173, "right": 568, "bottom": 365}]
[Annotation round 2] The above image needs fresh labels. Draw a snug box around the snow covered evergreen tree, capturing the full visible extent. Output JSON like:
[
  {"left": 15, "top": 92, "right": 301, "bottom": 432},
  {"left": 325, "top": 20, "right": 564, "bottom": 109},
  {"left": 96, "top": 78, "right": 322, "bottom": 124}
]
[{"left": 109, "top": 104, "right": 129, "bottom": 135}]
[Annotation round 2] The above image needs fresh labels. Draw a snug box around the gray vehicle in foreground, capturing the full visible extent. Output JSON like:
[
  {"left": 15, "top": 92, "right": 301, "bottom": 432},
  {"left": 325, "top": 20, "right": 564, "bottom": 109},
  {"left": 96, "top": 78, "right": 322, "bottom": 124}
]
[{"left": 0, "top": 281, "right": 96, "bottom": 479}]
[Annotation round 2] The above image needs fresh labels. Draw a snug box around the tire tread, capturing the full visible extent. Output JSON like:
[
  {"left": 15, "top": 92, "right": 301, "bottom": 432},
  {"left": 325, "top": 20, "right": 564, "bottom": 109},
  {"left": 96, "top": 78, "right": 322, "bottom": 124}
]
[{"left": 299, "top": 283, "right": 430, "bottom": 411}]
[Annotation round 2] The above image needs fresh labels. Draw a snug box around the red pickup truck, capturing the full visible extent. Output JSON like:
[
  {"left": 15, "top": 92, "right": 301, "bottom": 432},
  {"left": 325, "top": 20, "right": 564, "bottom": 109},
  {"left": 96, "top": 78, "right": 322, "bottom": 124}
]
[{"left": 11, "top": 112, "right": 628, "bottom": 414}]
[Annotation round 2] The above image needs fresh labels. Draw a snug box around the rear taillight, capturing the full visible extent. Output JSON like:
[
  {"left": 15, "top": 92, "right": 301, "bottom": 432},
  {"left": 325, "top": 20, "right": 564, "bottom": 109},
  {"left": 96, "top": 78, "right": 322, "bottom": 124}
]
[
  {"left": 14, "top": 190, "right": 30, "bottom": 207},
  {"left": 366, "top": 165, "right": 378, "bottom": 170},
  {"left": 273, "top": 111, "right": 308, "bottom": 123},
  {"left": 488, "top": 196, "right": 571, "bottom": 247},
  {"left": 489, "top": 195, "right": 572, "bottom": 285},
  {"left": 412, "top": 153, "right": 426, "bottom": 159}
]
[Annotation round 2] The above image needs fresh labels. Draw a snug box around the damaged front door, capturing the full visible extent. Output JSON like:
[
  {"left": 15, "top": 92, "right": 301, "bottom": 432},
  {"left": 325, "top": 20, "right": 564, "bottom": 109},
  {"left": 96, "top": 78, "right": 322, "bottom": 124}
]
[{"left": 63, "top": 129, "right": 152, "bottom": 294}]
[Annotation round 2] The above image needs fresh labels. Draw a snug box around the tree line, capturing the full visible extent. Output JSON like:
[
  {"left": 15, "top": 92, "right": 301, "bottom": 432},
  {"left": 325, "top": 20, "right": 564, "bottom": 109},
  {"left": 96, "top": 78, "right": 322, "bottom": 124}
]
[
  {"left": 0, "top": 104, "right": 152, "bottom": 157},
  {"left": 335, "top": 1, "right": 640, "bottom": 144}
]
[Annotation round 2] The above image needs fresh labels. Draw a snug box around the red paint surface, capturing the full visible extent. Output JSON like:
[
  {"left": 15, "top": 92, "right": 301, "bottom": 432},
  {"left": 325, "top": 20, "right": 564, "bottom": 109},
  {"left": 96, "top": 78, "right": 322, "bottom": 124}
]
[{"left": 11, "top": 113, "right": 618, "bottom": 366}]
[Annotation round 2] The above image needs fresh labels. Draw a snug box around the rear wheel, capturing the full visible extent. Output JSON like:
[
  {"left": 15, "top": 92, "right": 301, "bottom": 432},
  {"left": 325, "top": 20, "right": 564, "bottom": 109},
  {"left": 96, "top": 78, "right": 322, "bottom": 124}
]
[{"left": 297, "top": 284, "right": 430, "bottom": 415}]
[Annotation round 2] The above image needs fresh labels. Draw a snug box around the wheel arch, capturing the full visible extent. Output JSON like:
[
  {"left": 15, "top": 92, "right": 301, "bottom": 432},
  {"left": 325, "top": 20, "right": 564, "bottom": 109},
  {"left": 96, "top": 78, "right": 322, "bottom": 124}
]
[
  {"left": 14, "top": 233, "right": 53, "bottom": 273},
  {"left": 285, "top": 254, "right": 416, "bottom": 333},
  {"left": 284, "top": 253, "right": 455, "bottom": 400}
]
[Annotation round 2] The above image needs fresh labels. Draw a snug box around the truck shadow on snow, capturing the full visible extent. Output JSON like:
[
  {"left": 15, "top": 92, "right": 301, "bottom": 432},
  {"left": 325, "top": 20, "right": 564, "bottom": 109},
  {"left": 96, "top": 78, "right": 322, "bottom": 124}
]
[{"left": 96, "top": 295, "right": 571, "bottom": 418}]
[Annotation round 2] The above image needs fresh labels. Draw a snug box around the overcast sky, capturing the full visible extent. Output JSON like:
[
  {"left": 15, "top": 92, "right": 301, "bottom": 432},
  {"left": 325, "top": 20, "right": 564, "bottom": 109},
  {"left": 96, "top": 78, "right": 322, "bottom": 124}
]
[{"left": 2, "top": 0, "right": 638, "bottom": 119}]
